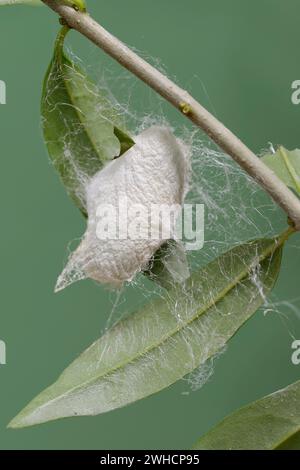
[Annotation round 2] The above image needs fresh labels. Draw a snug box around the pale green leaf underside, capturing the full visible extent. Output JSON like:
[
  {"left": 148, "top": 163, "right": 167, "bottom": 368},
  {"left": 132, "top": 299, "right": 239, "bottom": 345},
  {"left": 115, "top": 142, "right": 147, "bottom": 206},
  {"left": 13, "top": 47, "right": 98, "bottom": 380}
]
[
  {"left": 193, "top": 379, "right": 300, "bottom": 450},
  {"left": 262, "top": 147, "right": 300, "bottom": 196},
  {"left": 9, "top": 236, "right": 283, "bottom": 428}
]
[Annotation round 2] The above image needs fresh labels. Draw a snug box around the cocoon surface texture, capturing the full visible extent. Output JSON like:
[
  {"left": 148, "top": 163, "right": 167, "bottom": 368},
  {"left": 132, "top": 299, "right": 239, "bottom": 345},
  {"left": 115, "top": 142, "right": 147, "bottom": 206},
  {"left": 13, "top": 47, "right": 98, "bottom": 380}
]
[{"left": 55, "top": 126, "right": 190, "bottom": 291}]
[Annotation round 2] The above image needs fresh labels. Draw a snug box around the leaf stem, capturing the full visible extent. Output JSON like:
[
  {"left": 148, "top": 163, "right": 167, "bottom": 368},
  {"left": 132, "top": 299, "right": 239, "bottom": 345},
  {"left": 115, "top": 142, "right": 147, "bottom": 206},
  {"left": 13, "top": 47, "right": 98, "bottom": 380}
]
[{"left": 42, "top": 0, "right": 300, "bottom": 230}]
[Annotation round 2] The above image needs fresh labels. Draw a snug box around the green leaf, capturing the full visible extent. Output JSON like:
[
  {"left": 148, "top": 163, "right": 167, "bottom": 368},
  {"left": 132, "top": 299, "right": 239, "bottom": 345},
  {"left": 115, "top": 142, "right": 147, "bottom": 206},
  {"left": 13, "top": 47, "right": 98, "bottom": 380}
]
[
  {"left": 113, "top": 127, "right": 136, "bottom": 156},
  {"left": 262, "top": 147, "right": 300, "bottom": 196},
  {"left": 42, "top": 26, "right": 134, "bottom": 216},
  {"left": 193, "top": 379, "right": 300, "bottom": 450},
  {"left": 0, "top": 0, "right": 41, "bottom": 5},
  {"left": 9, "top": 232, "right": 287, "bottom": 428}
]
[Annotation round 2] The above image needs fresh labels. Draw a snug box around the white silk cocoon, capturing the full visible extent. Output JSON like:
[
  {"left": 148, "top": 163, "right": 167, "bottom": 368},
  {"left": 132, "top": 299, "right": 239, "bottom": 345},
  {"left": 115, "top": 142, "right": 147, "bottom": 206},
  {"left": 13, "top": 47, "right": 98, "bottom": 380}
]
[{"left": 55, "top": 126, "right": 190, "bottom": 291}]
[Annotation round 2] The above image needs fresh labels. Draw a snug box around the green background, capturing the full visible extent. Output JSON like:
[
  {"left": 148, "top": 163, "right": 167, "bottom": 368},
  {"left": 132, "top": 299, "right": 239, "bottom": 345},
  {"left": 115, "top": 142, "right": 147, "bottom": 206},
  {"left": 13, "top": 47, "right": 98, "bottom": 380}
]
[{"left": 0, "top": 0, "right": 300, "bottom": 449}]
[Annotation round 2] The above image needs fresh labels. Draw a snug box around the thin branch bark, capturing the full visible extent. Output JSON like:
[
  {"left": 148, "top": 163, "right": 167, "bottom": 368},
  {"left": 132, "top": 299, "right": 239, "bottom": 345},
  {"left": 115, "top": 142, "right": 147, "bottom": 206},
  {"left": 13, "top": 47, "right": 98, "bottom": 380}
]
[{"left": 43, "top": 0, "right": 300, "bottom": 230}]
